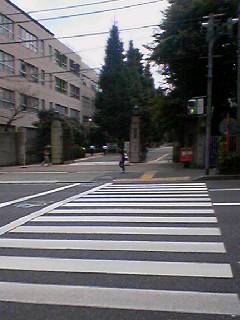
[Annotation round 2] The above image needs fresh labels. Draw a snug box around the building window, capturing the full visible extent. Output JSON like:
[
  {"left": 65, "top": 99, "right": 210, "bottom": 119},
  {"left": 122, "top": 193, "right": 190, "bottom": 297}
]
[
  {"left": 0, "top": 14, "right": 14, "bottom": 39},
  {"left": 18, "top": 26, "right": 38, "bottom": 53},
  {"left": 19, "top": 61, "right": 39, "bottom": 82},
  {"left": 55, "top": 104, "right": 68, "bottom": 116},
  {"left": 19, "top": 60, "right": 26, "bottom": 78},
  {"left": 0, "top": 87, "right": 15, "bottom": 108},
  {"left": 70, "top": 84, "right": 80, "bottom": 99},
  {"left": 49, "top": 102, "right": 53, "bottom": 109},
  {"left": 55, "top": 77, "right": 68, "bottom": 94},
  {"left": 69, "top": 59, "right": 80, "bottom": 76},
  {"left": 29, "top": 65, "right": 39, "bottom": 82},
  {"left": 49, "top": 45, "right": 53, "bottom": 60},
  {"left": 82, "top": 96, "right": 91, "bottom": 109},
  {"left": 70, "top": 109, "right": 80, "bottom": 120},
  {"left": 39, "top": 40, "right": 44, "bottom": 55},
  {"left": 54, "top": 49, "right": 67, "bottom": 69},
  {"left": 40, "top": 70, "right": 45, "bottom": 85},
  {"left": 0, "top": 50, "right": 14, "bottom": 75},
  {"left": 20, "top": 94, "right": 39, "bottom": 111}
]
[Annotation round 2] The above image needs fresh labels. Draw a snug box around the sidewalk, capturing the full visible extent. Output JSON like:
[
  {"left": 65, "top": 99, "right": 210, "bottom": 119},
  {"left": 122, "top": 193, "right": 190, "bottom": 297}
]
[{"left": 0, "top": 155, "right": 239, "bottom": 182}]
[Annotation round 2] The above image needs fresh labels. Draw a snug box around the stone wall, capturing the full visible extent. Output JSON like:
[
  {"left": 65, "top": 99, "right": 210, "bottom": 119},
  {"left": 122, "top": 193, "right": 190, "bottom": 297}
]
[
  {"left": 0, "top": 125, "right": 39, "bottom": 166},
  {"left": 0, "top": 126, "right": 16, "bottom": 166}
]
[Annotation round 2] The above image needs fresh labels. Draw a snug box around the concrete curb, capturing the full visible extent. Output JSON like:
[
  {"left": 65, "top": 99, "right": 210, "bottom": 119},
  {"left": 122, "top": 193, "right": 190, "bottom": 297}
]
[{"left": 194, "top": 175, "right": 240, "bottom": 181}]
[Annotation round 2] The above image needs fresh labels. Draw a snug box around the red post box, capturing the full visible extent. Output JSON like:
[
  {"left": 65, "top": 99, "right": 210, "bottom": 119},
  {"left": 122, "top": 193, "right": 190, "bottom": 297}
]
[{"left": 179, "top": 147, "right": 193, "bottom": 162}]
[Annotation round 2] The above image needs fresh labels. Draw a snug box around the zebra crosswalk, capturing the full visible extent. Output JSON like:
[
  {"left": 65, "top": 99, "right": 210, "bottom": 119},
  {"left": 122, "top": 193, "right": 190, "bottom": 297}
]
[{"left": 0, "top": 182, "right": 239, "bottom": 319}]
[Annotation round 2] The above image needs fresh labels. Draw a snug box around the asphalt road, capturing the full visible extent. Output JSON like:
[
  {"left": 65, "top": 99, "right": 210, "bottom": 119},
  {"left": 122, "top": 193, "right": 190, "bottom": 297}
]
[{"left": 0, "top": 178, "right": 239, "bottom": 319}]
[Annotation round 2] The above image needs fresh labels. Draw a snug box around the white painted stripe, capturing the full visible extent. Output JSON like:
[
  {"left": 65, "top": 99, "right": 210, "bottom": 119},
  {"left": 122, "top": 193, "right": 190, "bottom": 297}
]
[
  {"left": 94, "top": 190, "right": 208, "bottom": 194},
  {"left": 0, "top": 238, "right": 225, "bottom": 252},
  {"left": 0, "top": 181, "right": 59, "bottom": 184},
  {"left": 0, "top": 256, "right": 232, "bottom": 277},
  {"left": 111, "top": 182, "right": 206, "bottom": 188},
  {"left": 11, "top": 226, "right": 221, "bottom": 235},
  {"left": 0, "top": 183, "right": 81, "bottom": 209},
  {"left": 101, "top": 188, "right": 208, "bottom": 191},
  {"left": 1, "top": 282, "right": 239, "bottom": 315},
  {"left": 72, "top": 197, "right": 211, "bottom": 202},
  {"left": 62, "top": 202, "right": 212, "bottom": 207},
  {"left": 50, "top": 208, "right": 215, "bottom": 214},
  {"left": 210, "top": 188, "right": 240, "bottom": 191},
  {"left": 213, "top": 203, "right": 240, "bottom": 206},
  {"left": 0, "top": 183, "right": 112, "bottom": 236},
  {"left": 103, "top": 185, "right": 207, "bottom": 188},
  {"left": 34, "top": 216, "right": 217, "bottom": 223},
  {"left": 85, "top": 194, "right": 209, "bottom": 198}
]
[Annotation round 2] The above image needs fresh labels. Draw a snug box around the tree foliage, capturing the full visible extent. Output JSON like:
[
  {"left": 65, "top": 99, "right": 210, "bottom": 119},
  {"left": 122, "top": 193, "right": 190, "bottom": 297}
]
[
  {"left": 96, "top": 24, "right": 157, "bottom": 145},
  {"left": 151, "top": 0, "right": 238, "bottom": 138},
  {"left": 95, "top": 24, "right": 131, "bottom": 143}
]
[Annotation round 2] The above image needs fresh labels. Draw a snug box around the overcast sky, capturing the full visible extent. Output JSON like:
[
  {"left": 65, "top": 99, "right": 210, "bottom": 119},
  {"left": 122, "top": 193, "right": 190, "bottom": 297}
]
[{"left": 12, "top": 0, "right": 169, "bottom": 86}]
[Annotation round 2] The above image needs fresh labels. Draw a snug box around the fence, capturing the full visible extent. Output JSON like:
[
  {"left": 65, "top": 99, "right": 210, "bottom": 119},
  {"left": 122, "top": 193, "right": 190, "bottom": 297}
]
[{"left": 210, "top": 135, "right": 237, "bottom": 166}]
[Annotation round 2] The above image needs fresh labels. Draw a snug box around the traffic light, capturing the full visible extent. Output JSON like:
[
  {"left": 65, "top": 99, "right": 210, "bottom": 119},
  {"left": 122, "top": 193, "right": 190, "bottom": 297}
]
[
  {"left": 187, "top": 99, "right": 198, "bottom": 115},
  {"left": 187, "top": 98, "right": 205, "bottom": 116}
]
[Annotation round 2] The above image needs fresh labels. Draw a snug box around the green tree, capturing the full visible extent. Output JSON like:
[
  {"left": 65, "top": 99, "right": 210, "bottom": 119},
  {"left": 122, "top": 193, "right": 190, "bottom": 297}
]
[
  {"left": 125, "top": 42, "right": 158, "bottom": 145},
  {"left": 125, "top": 40, "right": 144, "bottom": 107},
  {"left": 95, "top": 24, "right": 131, "bottom": 143},
  {"left": 151, "top": 0, "right": 238, "bottom": 137}
]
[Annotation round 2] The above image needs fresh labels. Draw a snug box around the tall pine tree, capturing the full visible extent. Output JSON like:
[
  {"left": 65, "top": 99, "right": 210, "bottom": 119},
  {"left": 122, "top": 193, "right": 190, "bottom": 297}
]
[{"left": 95, "top": 24, "right": 131, "bottom": 143}]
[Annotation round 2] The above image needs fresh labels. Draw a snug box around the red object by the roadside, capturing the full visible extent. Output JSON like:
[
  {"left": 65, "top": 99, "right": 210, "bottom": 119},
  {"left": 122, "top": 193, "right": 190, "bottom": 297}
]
[{"left": 179, "top": 147, "right": 193, "bottom": 162}]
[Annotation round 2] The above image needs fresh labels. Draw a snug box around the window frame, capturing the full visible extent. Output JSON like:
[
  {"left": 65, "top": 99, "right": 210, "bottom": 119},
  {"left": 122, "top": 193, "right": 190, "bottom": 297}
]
[
  {"left": 0, "top": 50, "right": 14, "bottom": 75},
  {"left": 18, "top": 26, "right": 38, "bottom": 53},
  {"left": 55, "top": 77, "right": 68, "bottom": 95},
  {"left": 0, "top": 87, "right": 15, "bottom": 108},
  {"left": 0, "top": 14, "right": 14, "bottom": 39}
]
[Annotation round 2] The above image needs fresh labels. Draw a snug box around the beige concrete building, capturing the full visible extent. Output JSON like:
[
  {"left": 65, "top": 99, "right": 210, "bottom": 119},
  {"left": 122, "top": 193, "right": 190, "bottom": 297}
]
[{"left": 0, "top": 0, "right": 98, "bottom": 129}]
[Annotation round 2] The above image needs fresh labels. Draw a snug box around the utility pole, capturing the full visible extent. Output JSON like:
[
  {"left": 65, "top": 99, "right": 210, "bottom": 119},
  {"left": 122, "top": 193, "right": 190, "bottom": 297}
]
[
  {"left": 237, "top": 2, "right": 240, "bottom": 155},
  {"left": 204, "top": 14, "right": 215, "bottom": 175}
]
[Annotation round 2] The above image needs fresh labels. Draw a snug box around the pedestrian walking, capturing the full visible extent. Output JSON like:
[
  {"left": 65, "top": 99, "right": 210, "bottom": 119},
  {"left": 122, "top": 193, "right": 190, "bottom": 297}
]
[
  {"left": 119, "top": 149, "right": 126, "bottom": 173},
  {"left": 41, "top": 146, "right": 50, "bottom": 166}
]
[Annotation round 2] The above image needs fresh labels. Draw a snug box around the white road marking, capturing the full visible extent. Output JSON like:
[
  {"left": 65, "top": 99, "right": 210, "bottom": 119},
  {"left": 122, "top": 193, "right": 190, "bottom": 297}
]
[
  {"left": 101, "top": 186, "right": 207, "bottom": 192},
  {"left": 50, "top": 208, "right": 215, "bottom": 214},
  {"left": 85, "top": 194, "right": 209, "bottom": 198},
  {"left": 10, "top": 226, "right": 221, "bottom": 235},
  {"left": 0, "top": 183, "right": 81, "bottom": 208},
  {"left": 108, "top": 183, "right": 207, "bottom": 187},
  {"left": 0, "top": 238, "right": 226, "bottom": 252},
  {"left": 213, "top": 203, "right": 240, "bottom": 206},
  {"left": 0, "top": 181, "right": 59, "bottom": 184},
  {"left": 70, "top": 161, "right": 119, "bottom": 165},
  {"left": 34, "top": 216, "right": 217, "bottom": 223},
  {"left": 62, "top": 202, "right": 212, "bottom": 207},
  {"left": 210, "top": 188, "right": 240, "bottom": 191},
  {"left": 0, "top": 256, "right": 232, "bottom": 277},
  {"left": 72, "top": 197, "right": 211, "bottom": 202},
  {"left": 1, "top": 282, "right": 239, "bottom": 315},
  {"left": 0, "top": 183, "right": 112, "bottom": 236},
  {"left": 94, "top": 190, "right": 208, "bottom": 194}
]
